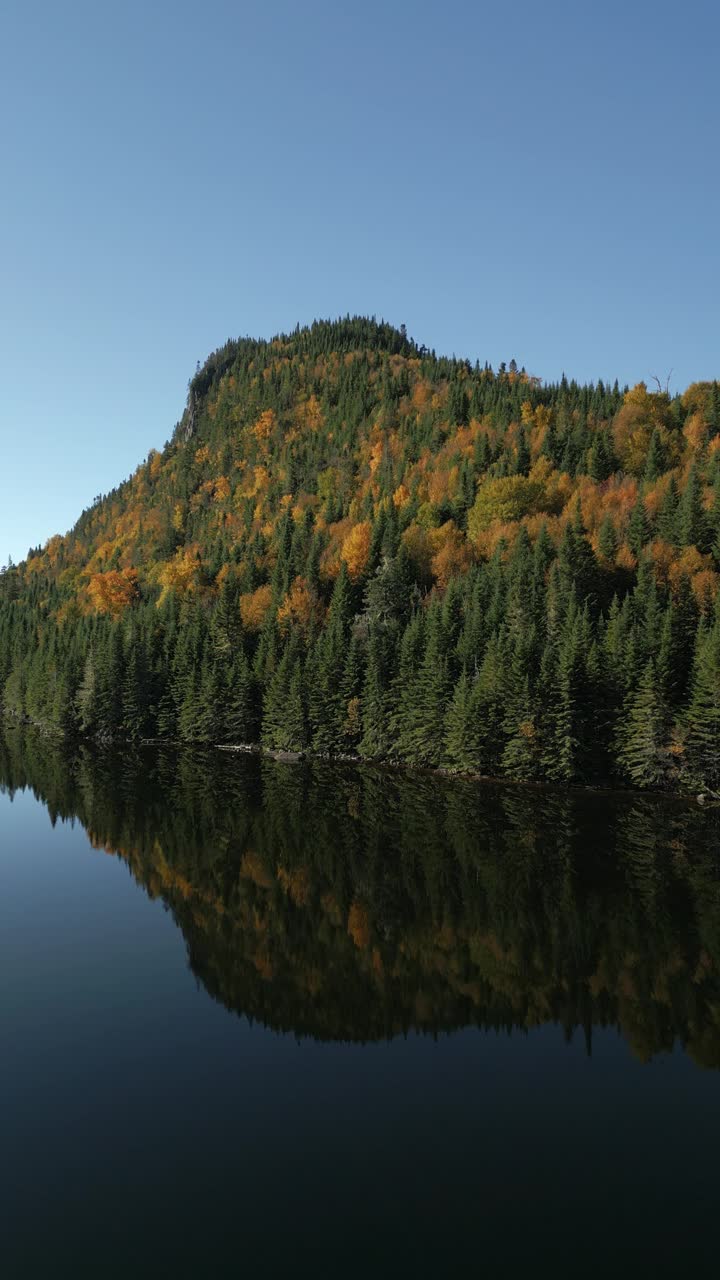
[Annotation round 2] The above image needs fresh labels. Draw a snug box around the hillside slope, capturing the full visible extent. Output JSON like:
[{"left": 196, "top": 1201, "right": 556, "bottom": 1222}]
[{"left": 1, "top": 317, "right": 720, "bottom": 791}]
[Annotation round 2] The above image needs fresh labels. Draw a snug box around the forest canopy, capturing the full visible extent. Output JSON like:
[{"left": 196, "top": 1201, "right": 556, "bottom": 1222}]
[{"left": 2, "top": 316, "right": 720, "bottom": 794}]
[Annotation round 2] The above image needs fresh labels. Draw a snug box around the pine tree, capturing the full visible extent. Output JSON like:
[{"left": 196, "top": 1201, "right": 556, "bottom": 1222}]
[
  {"left": 443, "top": 671, "right": 482, "bottom": 771},
  {"left": 398, "top": 604, "right": 449, "bottom": 766},
  {"left": 223, "top": 650, "right": 259, "bottom": 744},
  {"left": 682, "top": 619, "right": 720, "bottom": 792},
  {"left": 310, "top": 564, "right": 354, "bottom": 753},
  {"left": 627, "top": 495, "right": 650, "bottom": 558},
  {"left": 121, "top": 642, "right": 146, "bottom": 739},
  {"left": 501, "top": 677, "right": 539, "bottom": 780},
  {"left": 657, "top": 476, "right": 679, "bottom": 544},
  {"left": 359, "top": 632, "right": 393, "bottom": 759},
  {"left": 598, "top": 514, "right": 618, "bottom": 563},
  {"left": 94, "top": 625, "right": 124, "bottom": 738},
  {"left": 664, "top": 577, "right": 698, "bottom": 706},
  {"left": 617, "top": 660, "right": 671, "bottom": 789},
  {"left": 515, "top": 427, "right": 531, "bottom": 476},
  {"left": 177, "top": 668, "right": 202, "bottom": 741},
  {"left": 338, "top": 633, "right": 364, "bottom": 753},
  {"left": 539, "top": 636, "right": 577, "bottom": 783},
  {"left": 262, "top": 643, "right": 307, "bottom": 752},
  {"left": 558, "top": 504, "right": 598, "bottom": 607},
  {"left": 76, "top": 652, "right": 98, "bottom": 735},
  {"left": 472, "top": 633, "right": 509, "bottom": 775},
  {"left": 589, "top": 431, "right": 616, "bottom": 482},
  {"left": 677, "top": 463, "right": 708, "bottom": 550},
  {"left": 644, "top": 428, "right": 665, "bottom": 482},
  {"left": 194, "top": 659, "right": 224, "bottom": 743}
]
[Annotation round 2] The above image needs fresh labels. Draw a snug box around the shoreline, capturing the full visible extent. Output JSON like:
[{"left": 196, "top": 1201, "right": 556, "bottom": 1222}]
[{"left": 2, "top": 709, "right": 714, "bottom": 807}]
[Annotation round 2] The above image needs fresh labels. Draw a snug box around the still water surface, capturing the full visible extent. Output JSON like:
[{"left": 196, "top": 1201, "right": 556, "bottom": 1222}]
[{"left": 1, "top": 725, "right": 720, "bottom": 1277}]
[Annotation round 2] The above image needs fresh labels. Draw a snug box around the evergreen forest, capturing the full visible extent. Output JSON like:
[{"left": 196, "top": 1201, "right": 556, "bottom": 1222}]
[{"left": 2, "top": 316, "right": 720, "bottom": 793}]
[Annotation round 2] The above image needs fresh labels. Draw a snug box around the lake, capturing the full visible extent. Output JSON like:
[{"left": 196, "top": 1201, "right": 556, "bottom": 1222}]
[{"left": 2, "top": 723, "right": 720, "bottom": 1277}]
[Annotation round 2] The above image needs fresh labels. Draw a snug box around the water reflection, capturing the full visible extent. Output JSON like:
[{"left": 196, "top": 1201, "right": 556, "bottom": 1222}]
[{"left": 2, "top": 724, "right": 720, "bottom": 1065}]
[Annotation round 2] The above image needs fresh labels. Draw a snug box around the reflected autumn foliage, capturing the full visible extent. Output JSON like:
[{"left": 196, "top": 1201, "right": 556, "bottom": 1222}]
[{"left": 2, "top": 723, "right": 720, "bottom": 1065}]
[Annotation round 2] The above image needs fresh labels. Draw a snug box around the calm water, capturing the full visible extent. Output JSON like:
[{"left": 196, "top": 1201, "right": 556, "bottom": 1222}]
[{"left": 2, "top": 726, "right": 720, "bottom": 1277}]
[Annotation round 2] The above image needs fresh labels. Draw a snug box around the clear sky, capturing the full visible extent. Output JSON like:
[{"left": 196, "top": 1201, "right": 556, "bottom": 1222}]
[{"left": 1, "top": 0, "right": 718, "bottom": 565}]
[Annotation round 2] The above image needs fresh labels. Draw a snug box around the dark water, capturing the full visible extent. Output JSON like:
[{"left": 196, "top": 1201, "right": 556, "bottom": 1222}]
[{"left": 2, "top": 726, "right": 720, "bottom": 1278}]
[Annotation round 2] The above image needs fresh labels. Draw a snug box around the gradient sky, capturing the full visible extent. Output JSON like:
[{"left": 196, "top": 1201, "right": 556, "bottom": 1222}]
[{"left": 1, "top": 0, "right": 718, "bottom": 565}]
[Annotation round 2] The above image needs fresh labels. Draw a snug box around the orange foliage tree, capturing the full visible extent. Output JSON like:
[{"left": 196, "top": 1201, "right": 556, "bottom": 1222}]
[
  {"left": 430, "top": 521, "right": 474, "bottom": 588},
  {"left": 87, "top": 569, "right": 139, "bottom": 618}
]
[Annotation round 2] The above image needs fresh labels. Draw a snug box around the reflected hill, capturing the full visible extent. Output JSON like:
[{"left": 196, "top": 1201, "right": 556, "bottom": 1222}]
[{"left": 2, "top": 723, "right": 720, "bottom": 1065}]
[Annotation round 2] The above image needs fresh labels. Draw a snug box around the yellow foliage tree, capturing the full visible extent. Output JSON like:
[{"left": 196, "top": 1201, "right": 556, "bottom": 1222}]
[
  {"left": 301, "top": 394, "right": 324, "bottom": 432},
  {"left": 252, "top": 409, "right": 276, "bottom": 441},
  {"left": 467, "top": 476, "right": 550, "bottom": 541},
  {"left": 277, "top": 576, "right": 324, "bottom": 633},
  {"left": 612, "top": 383, "right": 672, "bottom": 474},
  {"left": 341, "top": 521, "right": 372, "bottom": 581},
  {"left": 683, "top": 412, "right": 708, "bottom": 452},
  {"left": 156, "top": 548, "right": 201, "bottom": 606},
  {"left": 239, "top": 583, "right": 273, "bottom": 631}
]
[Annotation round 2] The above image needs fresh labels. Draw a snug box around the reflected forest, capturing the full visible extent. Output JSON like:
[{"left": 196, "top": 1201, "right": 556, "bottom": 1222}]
[{"left": 3, "top": 723, "right": 720, "bottom": 1067}]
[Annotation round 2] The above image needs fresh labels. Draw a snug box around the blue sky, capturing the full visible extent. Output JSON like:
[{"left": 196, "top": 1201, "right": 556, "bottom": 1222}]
[{"left": 1, "top": 0, "right": 718, "bottom": 564}]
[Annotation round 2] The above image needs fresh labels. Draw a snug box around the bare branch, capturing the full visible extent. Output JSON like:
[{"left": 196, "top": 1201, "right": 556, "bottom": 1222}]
[{"left": 651, "top": 370, "right": 673, "bottom": 396}]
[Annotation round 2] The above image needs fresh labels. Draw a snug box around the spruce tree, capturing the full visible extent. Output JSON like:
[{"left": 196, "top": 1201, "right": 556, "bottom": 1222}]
[
  {"left": 682, "top": 619, "right": 720, "bottom": 792},
  {"left": 515, "top": 427, "right": 531, "bottom": 476},
  {"left": 224, "top": 650, "right": 260, "bottom": 744},
  {"left": 262, "top": 643, "right": 307, "bottom": 752},
  {"left": 122, "top": 643, "right": 146, "bottom": 739},
  {"left": 359, "top": 631, "right": 393, "bottom": 759},
  {"left": 598, "top": 515, "right": 618, "bottom": 563},
  {"left": 76, "top": 653, "right": 98, "bottom": 735},
  {"left": 398, "top": 604, "right": 449, "bottom": 766},
  {"left": 627, "top": 495, "right": 650, "bottom": 558},
  {"left": 617, "top": 660, "right": 671, "bottom": 790},
  {"left": 501, "top": 677, "right": 539, "bottom": 780},
  {"left": 472, "top": 634, "right": 509, "bottom": 776},
  {"left": 443, "top": 671, "right": 482, "bottom": 771},
  {"left": 339, "top": 633, "right": 364, "bottom": 753},
  {"left": 677, "top": 463, "right": 708, "bottom": 551},
  {"left": 657, "top": 477, "right": 679, "bottom": 544},
  {"left": 643, "top": 429, "right": 665, "bottom": 482}
]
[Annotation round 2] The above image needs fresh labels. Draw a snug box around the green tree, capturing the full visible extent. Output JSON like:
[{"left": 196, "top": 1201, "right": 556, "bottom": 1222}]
[{"left": 617, "top": 660, "right": 672, "bottom": 789}]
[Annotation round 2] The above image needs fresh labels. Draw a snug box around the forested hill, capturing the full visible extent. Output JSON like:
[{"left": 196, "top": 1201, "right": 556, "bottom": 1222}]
[{"left": 1, "top": 315, "right": 720, "bottom": 793}]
